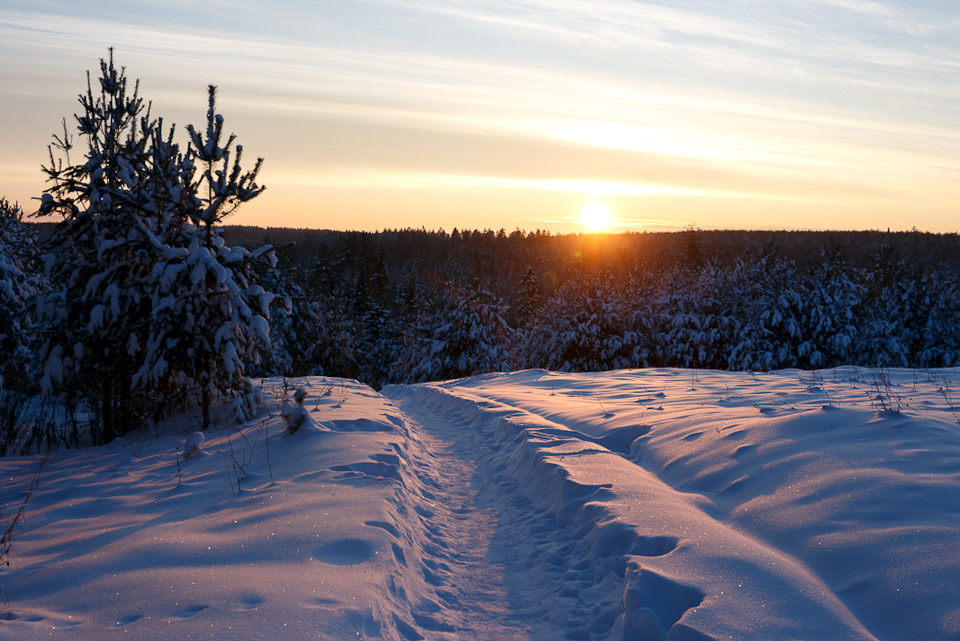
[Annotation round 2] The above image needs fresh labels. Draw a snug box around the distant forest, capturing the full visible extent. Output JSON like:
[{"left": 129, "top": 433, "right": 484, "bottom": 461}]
[{"left": 213, "top": 225, "right": 960, "bottom": 389}]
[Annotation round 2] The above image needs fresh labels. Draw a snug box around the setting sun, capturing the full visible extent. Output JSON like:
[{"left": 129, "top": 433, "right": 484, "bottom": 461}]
[{"left": 579, "top": 202, "right": 613, "bottom": 231}]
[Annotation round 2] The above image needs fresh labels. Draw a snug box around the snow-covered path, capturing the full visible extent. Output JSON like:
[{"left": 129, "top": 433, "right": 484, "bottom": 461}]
[
  {"left": 388, "top": 384, "right": 647, "bottom": 640},
  {"left": 387, "top": 387, "right": 530, "bottom": 640}
]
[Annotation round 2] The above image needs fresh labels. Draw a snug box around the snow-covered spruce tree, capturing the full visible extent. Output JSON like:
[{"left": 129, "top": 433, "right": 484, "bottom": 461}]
[
  {"left": 914, "top": 267, "right": 960, "bottom": 367},
  {"left": 353, "top": 246, "right": 403, "bottom": 389},
  {"left": 294, "top": 248, "right": 359, "bottom": 379},
  {"left": 246, "top": 264, "right": 298, "bottom": 378},
  {"left": 0, "top": 198, "right": 41, "bottom": 393},
  {"left": 510, "top": 265, "right": 544, "bottom": 328},
  {"left": 38, "top": 53, "right": 274, "bottom": 439},
  {"left": 649, "top": 262, "right": 739, "bottom": 370},
  {"left": 797, "top": 245, "right": 862, "bottom": 368},
  {"left": 36, "top": 52, "right": 165, "bottom": 442},
  {"left": 397, "top": 277, "right": 514, "bottom": 383},
  {"left": 728, "top": 247, "right": 803, "bottom": 371},
  {"left": 520, "top": 274, "right": 635, "bottom": 372},
  {"left": 134, "top": 85, "right": 273, "bottom": 429},
  {"left": 854, "top": 244, "right": 911, "bottom": 367}
]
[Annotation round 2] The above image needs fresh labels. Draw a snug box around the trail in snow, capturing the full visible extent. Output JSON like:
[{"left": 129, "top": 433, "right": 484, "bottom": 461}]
[
  {"left": 388, "top": 385, "right": 638, "bottom": 641},
  {"left": 393, "top": 392, "right": 531, "bottom": 640}
]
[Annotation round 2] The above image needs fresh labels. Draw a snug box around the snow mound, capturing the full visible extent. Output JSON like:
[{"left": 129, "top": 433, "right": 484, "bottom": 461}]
[{"left": 2, "top": 368, "right": 959, "bottom": 640}]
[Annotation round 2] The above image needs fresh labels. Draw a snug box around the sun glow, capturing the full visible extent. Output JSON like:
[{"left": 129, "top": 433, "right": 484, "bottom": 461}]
[{"left": 579, "top": 202, "right": 613, "bottom": 231}]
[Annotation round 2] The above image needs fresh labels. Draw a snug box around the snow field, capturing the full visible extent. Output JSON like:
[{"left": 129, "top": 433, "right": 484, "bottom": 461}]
[
  {"left": 1, "top": 368, "right": 959, "bottom": 640},
  {"left": 0, "top": 379, "right": 430, "bottom": 640},
  {"left": 441, "top": 367, "right": 960, "bottom": 640},
  {"left": 392, "top": 381, "right": 872, "bottom": 640}
]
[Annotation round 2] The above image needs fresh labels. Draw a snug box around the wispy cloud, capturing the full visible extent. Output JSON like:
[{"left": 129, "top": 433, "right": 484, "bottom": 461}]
[
  {"left": 1, "top": 1, "right": 958, "bottom": 231},
  {"left": 370, "top": 0, "right": 960, "bottom": 86},
  {"left": 423, "top": 174, "right": 857, "bottom": 204}
]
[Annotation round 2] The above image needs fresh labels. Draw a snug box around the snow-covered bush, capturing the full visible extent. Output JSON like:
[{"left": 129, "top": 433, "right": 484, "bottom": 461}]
[
  {"left": 183, "top": 431, "right": 204, "bottom": 459},
  {"left": 280, "top": 387, "right": 308, "bottom": 431}
]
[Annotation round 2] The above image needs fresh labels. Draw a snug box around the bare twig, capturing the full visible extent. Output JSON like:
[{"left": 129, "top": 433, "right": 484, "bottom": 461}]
[{"left": 1, "top": 456, "right": 47, "bottom": 605}]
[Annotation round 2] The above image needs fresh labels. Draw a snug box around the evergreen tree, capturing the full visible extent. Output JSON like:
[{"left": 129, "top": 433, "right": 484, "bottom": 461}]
[
  {"left": 353, "top": 244, "right": 398, "bottom": 388},
  {"left": 398, "top": 278, "right": 513, "bottom": 382},
  {"left": 652, "top": 263, "right": 739, "bottom": 369},
  {"left": 0, "top": 199, "right": 41, "bottom": 392},
  {"left": 728, "top": 246, "right": 803, "bottom": 371},
  {"left": 798, "top": 245, "right": 862, "bottom": 368},
  {"left": 135, "top": 85, "right": 274, "bottom": 429},
  {"left": 249, "top": 243, "right": 320, "bottom": 378},
  {"left": 37, "top": 52, "right": 274, "bottom": 439},
  {"left": 510, "top": 265, "right": 543, "bottom": 328},
  {"left": 914, "top": 267, "right": 960, "bottom": 367},
  {"left": 522, "top": 275, "right": 634, "bottom": 372},
  {"left": 37, "top": 51, "right": 163, "bottom": 441}
]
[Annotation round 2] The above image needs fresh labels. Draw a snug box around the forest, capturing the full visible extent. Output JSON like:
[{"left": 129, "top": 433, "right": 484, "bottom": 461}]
[{"left": 224, "top": 224, "right": 960, "bottom": 388}]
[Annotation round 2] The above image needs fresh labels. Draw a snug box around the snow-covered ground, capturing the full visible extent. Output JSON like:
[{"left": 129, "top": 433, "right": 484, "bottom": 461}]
[{"left": 1, "top": 368, "right": 959, "bottom": 640}]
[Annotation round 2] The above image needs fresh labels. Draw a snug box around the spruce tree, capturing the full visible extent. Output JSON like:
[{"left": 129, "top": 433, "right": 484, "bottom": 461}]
[
  {"left": 38, "top": 52, "right": 275, "bottom": 439},
  {"left": 0, "top": 199, "right": 41, "bottom": 393},
  {"left": 37, "top": 51, "right": 160, "bottom": 441},
  {"left": 135, "top": 85, "right": 274, "bottom": 429}
]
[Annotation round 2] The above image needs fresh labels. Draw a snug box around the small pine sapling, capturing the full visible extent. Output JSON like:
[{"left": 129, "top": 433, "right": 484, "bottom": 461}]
[{"left": 280, "top": 387, "right": 308, "bottom": 432}]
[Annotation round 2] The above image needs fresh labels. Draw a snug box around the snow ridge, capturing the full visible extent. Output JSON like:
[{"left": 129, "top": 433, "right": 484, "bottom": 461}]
[{"left": 388, "top": 381, "right": 879, "bottom": 641}]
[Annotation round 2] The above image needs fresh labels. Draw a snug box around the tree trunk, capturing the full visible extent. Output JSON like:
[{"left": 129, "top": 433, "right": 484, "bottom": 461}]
[{"left": 201, "top": 385, "right": 210, "bottom": 431}]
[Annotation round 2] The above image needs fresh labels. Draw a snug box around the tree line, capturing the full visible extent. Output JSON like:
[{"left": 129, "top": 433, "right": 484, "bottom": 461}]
[{"left": 233, "top": 225, "right": 960, "bottom": 390}]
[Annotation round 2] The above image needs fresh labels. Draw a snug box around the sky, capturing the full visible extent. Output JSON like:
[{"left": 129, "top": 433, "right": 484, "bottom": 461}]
[{"left": 1, "top": 0, "right": 958, "bottom": 234}]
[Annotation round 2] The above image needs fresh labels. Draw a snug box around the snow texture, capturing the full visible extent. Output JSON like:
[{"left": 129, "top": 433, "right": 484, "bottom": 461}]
[{"left": 1, "top": 369, "right": 959, "bottom": 640}]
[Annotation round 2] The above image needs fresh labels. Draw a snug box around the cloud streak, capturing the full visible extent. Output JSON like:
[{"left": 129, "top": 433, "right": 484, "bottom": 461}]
[{"left": 1, "top": 0, "right": 958, "bottom": 231}]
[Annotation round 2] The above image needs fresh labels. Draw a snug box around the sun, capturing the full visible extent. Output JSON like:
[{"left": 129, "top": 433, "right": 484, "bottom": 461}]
[{"left": 579, "top": 202, "right": 613, "bottom": 231}]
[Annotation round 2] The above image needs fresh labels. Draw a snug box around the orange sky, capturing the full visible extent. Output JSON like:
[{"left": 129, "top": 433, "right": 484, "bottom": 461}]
[{"left": 1, "top": 1, "right": 958, "bottom": 233}]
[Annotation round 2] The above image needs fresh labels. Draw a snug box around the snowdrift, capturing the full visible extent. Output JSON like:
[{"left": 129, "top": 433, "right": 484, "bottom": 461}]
[{"left": 1, "top": 368, "right": 959, "bottom": 640}]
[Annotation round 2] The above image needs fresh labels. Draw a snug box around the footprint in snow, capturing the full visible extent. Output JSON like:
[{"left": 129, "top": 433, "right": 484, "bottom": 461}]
[
  {"left": 235, "top": 594, "right": 264, "bottom": 611},
  {"left": 364, "top": 520, "right": 401, "bottom": 538},
  {"left": 0, "top": 611, "right": 46, "bottom": 622},
  {"left": 622, "top": 565, "right": 703, "bottom": 636},
  {"left": 721, "top": 429, "right": 749, "bottom": 441},
  {"left": 733, "top": 443, "right": 756, "bottom": 458},
  {"left": 115, "top": 613, "right": 143, "bottom": 626},
  {"left": 314, "top": 538, "right": 376, "bottom": 566},
  {"left": 172, "top": 604, "right": 209, "bottom": 619}
]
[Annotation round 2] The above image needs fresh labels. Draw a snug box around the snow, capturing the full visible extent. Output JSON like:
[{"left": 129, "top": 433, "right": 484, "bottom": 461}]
[
  {"left": 1, "top": 368, "right": 959, "bottom": 640},
  {"left": 183, "top": 431, "right": 204, "bottom": 458}
]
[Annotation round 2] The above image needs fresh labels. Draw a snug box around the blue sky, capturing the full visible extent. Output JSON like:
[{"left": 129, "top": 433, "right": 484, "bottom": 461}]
[{"left": 1, "top": 0, "right": 958, "bottom": 232}]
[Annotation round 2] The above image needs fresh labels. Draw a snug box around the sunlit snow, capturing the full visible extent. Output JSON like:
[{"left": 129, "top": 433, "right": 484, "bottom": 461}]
[{"left": 1, "top": 368, "right": 959, "bottom": 640}]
